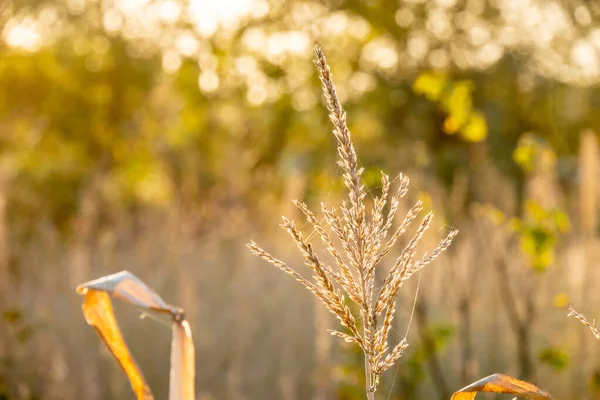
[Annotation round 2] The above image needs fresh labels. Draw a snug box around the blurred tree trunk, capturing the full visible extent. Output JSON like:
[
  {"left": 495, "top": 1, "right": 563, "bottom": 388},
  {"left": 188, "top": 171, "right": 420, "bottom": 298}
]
[{"left": 517, "top": 324, "right": 534, "bottom": 380}]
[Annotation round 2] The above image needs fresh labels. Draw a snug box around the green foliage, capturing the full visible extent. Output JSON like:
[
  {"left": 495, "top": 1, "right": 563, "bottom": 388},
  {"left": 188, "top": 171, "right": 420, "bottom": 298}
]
[
  {"left": 476, "top": 199, "right": 569, "bottom": 272},
  {"left": 478, "top": 130, "right": 570, "bottom": 272},
  {"left": 428, "top": 323, "right": 455, "bottom": 353},
  {"left": 335, "top": 298, "right": 366, "bottom": 400},
  {"left": 510, "top": 201, "right": 570, "bottom": 272},
  {"left": 335, "top": 339, "right": 367, "bottom": 400},
  {"left": 2, "top": 309, "right": 21, "bottom": 324},
  {"left": 513, "top": 133, "right": 556, "bottom": 173},
  {"left": 394, "top": 323, "right": 454, "bottom": 399},
  {"left": 3, "top": 308, "right": 36, "bottom": 345},
  {"left": 0, "top": 39, "right": 164, "bottom": 234},
  {"left": 589, "top": 369, "right": 600, "bottom": 395},
  {"left": 0, "top": 1, "right": 597, "bottom": 398},
  {"left": 538, "top": 347, "right": 570, "bottom": 371},
  {"left": 395, "top": 353, "right": 427, "bottom": 399}
]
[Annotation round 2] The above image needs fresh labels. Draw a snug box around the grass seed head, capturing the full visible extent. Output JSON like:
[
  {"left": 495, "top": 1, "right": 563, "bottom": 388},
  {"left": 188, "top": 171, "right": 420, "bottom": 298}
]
[{"left": 247, "top": 44, "right": 458, "bottom": 396}]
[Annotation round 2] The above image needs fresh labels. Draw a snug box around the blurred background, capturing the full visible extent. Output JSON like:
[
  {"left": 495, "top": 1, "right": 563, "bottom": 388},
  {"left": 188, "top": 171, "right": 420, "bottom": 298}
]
[{"left": 1, "top": 0, "right": 600, "bottom": 398}]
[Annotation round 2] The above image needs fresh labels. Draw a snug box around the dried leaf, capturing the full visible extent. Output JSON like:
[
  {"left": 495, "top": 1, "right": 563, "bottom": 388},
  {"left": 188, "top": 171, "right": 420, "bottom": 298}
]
[
  {"left": 77, "top": 270, "right": 178, "bottom": 315},
  {"left": 78, "top": 271, "right": 195, "bottom": 400},
  {"left": 169, "top": 320, "right": 195, "bottom": 400},
  {"left": 450, "top": 373, "right": 556, "bottom": 400},
  {"left": 82, "top": 290, "right": 153, "bottom": 400}
]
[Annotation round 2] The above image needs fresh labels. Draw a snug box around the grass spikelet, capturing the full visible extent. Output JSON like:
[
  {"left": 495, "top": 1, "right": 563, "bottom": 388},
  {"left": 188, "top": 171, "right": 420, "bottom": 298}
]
[{"left": 568, "top": 305, "right": 600, "bottom": 339}]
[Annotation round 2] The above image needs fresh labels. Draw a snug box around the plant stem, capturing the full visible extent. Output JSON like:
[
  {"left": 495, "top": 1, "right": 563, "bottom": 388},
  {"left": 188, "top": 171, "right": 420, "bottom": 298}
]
[
  {"left": 361, "top": 303, "right": 374, "bottom": 400},
  {"left": 365, "top": 353, "right": 375, "bottom": 400}
]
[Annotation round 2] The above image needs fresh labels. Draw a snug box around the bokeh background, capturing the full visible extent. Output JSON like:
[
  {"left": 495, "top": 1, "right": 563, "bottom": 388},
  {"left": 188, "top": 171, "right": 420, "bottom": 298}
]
[{"left": 2, "top": 0, "right": 600, "bottom": 398}]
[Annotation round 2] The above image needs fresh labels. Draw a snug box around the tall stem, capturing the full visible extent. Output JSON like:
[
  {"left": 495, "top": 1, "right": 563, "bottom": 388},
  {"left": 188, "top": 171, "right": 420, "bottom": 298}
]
[
  {"left": 365, "top": 350, "right": 375, "bottom": 400},
  {"left": 360, "top": 302, "right": 375, "bottom": 400}
]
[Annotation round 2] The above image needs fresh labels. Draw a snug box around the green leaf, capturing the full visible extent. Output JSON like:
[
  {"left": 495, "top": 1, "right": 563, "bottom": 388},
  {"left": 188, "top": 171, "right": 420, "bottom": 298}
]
[
  {"left": 2, "top": 309, "right": 22, "bottom": 324},
  {"left": 538, "top": 347, "right": 569, "bottom": 371},
  {"left": 16, "top": 326, "right": 34, "bottom": 344}
]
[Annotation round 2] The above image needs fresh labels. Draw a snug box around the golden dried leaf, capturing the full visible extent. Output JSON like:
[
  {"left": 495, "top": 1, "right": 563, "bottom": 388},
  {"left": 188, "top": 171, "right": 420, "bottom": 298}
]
[
  {"left": 450, "top": 373, "right": 555, "bottom": 400},
  {"left": 82, "top": 290, "right": 153, "bottom": 400}
]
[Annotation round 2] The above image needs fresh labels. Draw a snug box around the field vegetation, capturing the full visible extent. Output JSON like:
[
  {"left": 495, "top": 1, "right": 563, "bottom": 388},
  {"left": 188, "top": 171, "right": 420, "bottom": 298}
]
[{"left": 2, "top": 1, "right": 600, "bottom": 399}]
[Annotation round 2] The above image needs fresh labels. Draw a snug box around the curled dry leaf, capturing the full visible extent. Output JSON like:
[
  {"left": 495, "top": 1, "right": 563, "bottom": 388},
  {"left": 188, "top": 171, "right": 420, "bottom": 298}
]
[
  {"left": 77, "top": 270, "right": 181, "bottom": 316},
  {"left": 450, "top": 373, "right": 556, "bottom": 400},
  {"left": 77, "top": 271, "right": 195, "bottom": 400}
]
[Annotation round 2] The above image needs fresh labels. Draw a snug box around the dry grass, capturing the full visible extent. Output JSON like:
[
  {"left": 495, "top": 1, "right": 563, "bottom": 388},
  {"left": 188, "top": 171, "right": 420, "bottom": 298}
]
[
  {"left": 247, "top": 45, "right": 458, "bottom": 399},
  {"left": 568, "top": 306, "right": 600, "bottom": 339}
]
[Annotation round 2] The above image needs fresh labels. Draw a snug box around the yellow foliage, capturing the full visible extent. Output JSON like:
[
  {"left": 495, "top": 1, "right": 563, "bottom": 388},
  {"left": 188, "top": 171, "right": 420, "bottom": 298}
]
[
  {"left": 414, "top": 72, "right": 487, "bottom": 142},
  {"left": 513, "top": 133, "right": 557, "bottom": 173},
  {"left": 461, "top": 112, "right": 487, "bottom": 142},
  {"left": 413, "top": 71, "right": 448, "bottom": 101},
  {"left": 553, "top": 293, "right": 569, "bottom": 309}
]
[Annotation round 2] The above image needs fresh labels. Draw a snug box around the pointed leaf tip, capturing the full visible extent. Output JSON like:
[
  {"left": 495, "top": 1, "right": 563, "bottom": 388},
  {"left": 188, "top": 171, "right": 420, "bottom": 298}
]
[{"left": 451, "top": 373, "right": 555, "bottom": 400}]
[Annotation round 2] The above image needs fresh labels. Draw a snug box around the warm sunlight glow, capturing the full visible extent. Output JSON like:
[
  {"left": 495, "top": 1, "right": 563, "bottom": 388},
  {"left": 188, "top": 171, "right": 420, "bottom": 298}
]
[
  {"left": 198, "top": 70, "right": 220, "bottom": 93},
  {"left": 117, "top": 0, "right": 151, "bottom": 15},
  {"left": 4, "top": 18, "right": 42, "bottom": 52},
  {"left": 158, "top": 0, "right": 182, "bottom": 23},
  {"left": 3, "top": 0, "right": 600, "bottom": 84},
  {"left": 188, "top": 0, "right": 253, "bottom": 37}
]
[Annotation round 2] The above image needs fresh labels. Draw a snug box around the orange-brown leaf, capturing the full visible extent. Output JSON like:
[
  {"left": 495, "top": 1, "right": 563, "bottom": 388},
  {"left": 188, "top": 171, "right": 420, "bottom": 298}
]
[
  {"left": 82, "top": 290, "right": 154, "bottom": 400},
  {"left": 450, "top": 373, "right": 555, "bottom": 400}
]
